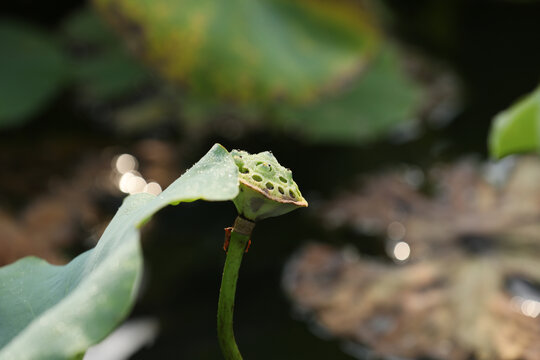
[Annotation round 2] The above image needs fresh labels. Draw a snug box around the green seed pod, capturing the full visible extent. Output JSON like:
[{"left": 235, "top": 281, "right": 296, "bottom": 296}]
[{"left": 231, "top": 150, "right": 308, "bottom": 221}]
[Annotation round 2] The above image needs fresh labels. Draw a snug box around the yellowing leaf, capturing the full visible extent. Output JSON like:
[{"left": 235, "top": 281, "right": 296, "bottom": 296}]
[{"left": 93, "top": 0, "right": 379, "bottom": 102}]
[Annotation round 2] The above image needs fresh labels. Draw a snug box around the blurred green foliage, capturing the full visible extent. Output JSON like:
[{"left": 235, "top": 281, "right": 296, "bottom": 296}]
[
  {"left": 0, "top": 11, "right": 150, "bottom": 127},
  {"left": 0, "top": 2, "right": 426, "bottom": 145},
  {"left": 94, "top": 0, "right": 380, "bottom": 103},
  {"left": 275, "top": 47, "right": 422, "bottom": 143},
  {"left": 62, "top": 9, "right": 150, "bottom": 102},
  {"left": 0, "top": 22, "right": 67, "bottom": 128},
  {"left": 489, "top": 85, "right": 540, "bottom": 158}
]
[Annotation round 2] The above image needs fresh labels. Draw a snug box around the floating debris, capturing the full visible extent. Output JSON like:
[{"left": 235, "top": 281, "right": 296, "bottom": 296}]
[{"left": 285, "top": 157, "right": 540, "bottom": 360}]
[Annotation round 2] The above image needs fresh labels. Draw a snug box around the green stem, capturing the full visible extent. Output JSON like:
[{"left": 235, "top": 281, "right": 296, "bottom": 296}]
[{"left": 217, "top": 218, "right": 253, "bottom": 360}]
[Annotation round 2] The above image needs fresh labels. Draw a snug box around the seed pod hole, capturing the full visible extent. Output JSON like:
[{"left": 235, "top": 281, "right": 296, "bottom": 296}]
[
  {"left": 289, "top": 190, "right": 296, "bottom": 198},
  {"left": 278, "top": 187, "right": 285, "bottom": 194},
  {"left": 239, "top": 167, "right": 249, "bottom": 174},
  {"left": 266, "top": 182, "right": 274, "bottom": 190},
  {"left": 252, "top": 174, "right": 262, "bottom": 182},
  {"left": 279, "top": 176, "right": 287, "bottom": 184}
]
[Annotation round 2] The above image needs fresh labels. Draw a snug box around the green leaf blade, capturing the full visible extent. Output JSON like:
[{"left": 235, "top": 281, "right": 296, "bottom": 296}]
[
  {"left": 488, "top": 86, "right": 540, "bottom": 159},
  {"left": 0, "top": 207, "right": 144, "bottom": 359},
  {"left": 0, "top": 143, "right": 238, "bottom": 359}
]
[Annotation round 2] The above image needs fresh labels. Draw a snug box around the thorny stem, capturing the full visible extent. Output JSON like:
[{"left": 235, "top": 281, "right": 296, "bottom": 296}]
[{"left": 217, "top": 217, "right": 254, "bottom": 360}]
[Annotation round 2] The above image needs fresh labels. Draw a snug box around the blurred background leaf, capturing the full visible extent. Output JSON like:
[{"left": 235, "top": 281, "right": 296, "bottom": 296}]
[
  {"left": 489, "top": 85, "right": 540, "bottom": 159},
  {"left": 0, "top": 2, "right": 433, "bottom": 146},
  {"left": 62, "top": 8, "right": 152, "bottom": 103},
  {"left": 0, "top": 21, "right": 68, "bottom": 128},
  {"left": 274, "top": 46, "right": 423, "bottom": 143},
  {"left": 93, "top": 0, "right": 380, "bottom": 103},
  {"left": 109, "top": 45, "right": 428, "bottom": 145}
]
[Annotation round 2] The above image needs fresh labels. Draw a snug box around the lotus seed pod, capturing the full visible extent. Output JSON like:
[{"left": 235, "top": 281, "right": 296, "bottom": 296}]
[{"left": 231, "top": 150, "right": 308, "bottom": 221}]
